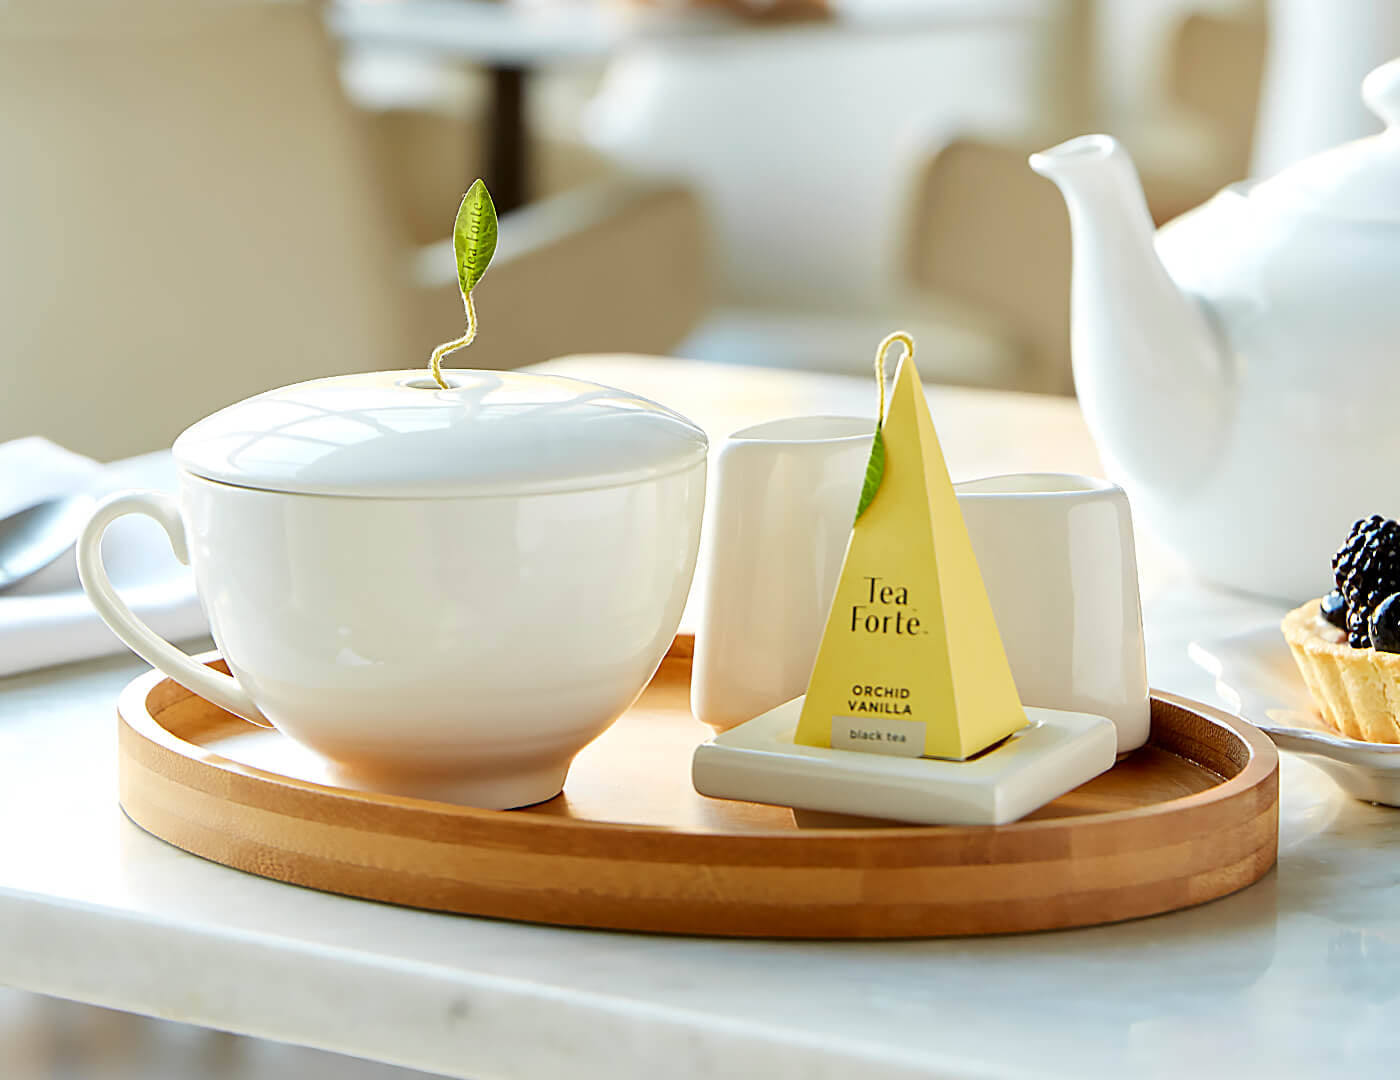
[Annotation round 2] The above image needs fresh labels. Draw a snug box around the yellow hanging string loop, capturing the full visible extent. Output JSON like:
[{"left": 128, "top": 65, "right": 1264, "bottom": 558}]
[
  {"left": 873, "top": 330, "right": 914, "bottom": 425},
  {"left": 429, "top": 291, "right": 477, "bottom": 389}
]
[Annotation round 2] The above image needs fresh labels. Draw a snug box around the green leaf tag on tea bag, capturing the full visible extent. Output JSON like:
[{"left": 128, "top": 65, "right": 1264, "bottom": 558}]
[
  {"left": 454, "top": 179, "right": 498, "bottom": 297},
  {"left": 430, "top": 179, "right": 499, "bottom": 388},
  {"left": 855, "top": 431, "right": 886, "bottom": 522},
  {"left": 853, "top": 332, "right": 908, "bottom": 522}
]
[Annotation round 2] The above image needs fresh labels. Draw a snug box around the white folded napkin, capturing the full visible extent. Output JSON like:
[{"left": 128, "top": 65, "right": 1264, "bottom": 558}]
[{"left": 0, "top": 437, "right": 207, "bottom": 677}]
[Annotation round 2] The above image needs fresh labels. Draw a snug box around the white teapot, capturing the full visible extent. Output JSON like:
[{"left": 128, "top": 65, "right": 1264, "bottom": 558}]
[{"left": 1030, "top": 58, "right": 1400, "bottom": 601}]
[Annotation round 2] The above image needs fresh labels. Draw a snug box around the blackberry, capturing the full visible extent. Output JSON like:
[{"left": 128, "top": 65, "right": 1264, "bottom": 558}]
[
  {"left": 1332, "top": 515, "right": 1400, "bottom": 647},
  {"left": 1320, "top": 590, "right": 1348, "bottom": 628},
  {"left": 1333, "top": 515, "right": 1385, "bottom": 583},
  {"left": 1347, "top": 607, "right": 1371, "bottom": 648},
  {"left": 1373, "top": 594, "right": 1400, "bottom": 653}
]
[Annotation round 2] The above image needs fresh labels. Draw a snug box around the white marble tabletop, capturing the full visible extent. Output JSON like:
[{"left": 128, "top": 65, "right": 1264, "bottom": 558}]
[{"left": 2, "top": 357, "right": 1396, "bottom": 1079}]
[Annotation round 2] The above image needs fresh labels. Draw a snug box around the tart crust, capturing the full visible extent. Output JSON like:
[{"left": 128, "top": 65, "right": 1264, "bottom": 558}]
[{"left": 1282, "top": 601, "right": 1400, "bottom": 743}]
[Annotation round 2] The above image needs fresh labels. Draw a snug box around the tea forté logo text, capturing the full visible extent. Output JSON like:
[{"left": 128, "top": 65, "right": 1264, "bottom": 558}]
[{"left": 849, "top": 576, "right": 924, "bottom": 636}]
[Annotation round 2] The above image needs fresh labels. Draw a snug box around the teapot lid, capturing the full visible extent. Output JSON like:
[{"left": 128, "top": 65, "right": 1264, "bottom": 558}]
[
  {"left": 172, "top": 368, "right": 708, "bottom": 498},
  {"left": 1250, "top": 58, "right": 1400, "bottom": 221}
]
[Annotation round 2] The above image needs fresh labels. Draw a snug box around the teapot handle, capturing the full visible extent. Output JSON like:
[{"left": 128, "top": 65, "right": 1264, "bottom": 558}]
[
  {"left": 77, "top": 491, "right": 271, "bottom": 727},
  {"left": 1363, "top": 59, "right": 1400, "bottom": 129}
]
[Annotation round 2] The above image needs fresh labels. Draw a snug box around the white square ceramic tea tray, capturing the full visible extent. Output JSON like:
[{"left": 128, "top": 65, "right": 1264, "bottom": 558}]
[{"left": 692, "top": 697, "right": 1117, "bottom": 826}]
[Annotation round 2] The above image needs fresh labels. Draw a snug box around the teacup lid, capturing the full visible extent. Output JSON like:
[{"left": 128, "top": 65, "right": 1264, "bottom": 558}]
[
  {"left": 172, "top": 369, "right": 708, "bottom": 498},
  {"left": 1250, "top": 58, "right": 1400, "bottom": 221}
]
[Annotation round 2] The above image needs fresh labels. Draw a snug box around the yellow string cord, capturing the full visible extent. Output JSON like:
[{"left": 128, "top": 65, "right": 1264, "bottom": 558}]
[
  {"left": 429, "top": 290, "right": 477, "bottom": 389},
  {"left": 873, "top": 330, "right": 914, "bottom": 424}
]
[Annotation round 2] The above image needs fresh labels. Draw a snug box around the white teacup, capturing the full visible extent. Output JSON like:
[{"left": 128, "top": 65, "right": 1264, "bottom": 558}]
[
  {"left": 79, "top": 370, "right": 709, "bottom": 809},
  {"left": 692, "top": 418, "right": 1149, "bottom": 754}
]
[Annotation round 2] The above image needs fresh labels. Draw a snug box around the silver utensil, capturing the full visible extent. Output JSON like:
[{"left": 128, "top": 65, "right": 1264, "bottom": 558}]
[{"left": 0, "top": 494, "right": 95, "bottom": 591}]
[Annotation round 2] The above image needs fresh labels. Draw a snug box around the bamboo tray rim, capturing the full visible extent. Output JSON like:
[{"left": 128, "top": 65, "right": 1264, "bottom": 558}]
[{"left": 117, "top": 639, "right": 1277, "bottom": 840}]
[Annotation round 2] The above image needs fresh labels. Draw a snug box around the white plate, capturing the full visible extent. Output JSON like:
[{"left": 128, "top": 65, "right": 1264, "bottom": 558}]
[
  {"left": 691, "top": 697, "right": 1117, "bottom": 826},
  {"left": 1189, "top": 623, "right": 1400, "bottom": 805}
]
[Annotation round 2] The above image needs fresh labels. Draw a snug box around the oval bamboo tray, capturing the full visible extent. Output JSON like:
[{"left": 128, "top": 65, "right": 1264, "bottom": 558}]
[{"left": 116, "top": 636, "right": 1278, "bottom": 938}]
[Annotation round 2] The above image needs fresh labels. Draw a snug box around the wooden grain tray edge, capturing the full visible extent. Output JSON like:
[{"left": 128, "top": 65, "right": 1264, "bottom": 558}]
[
  {"left": 118, "top": 765, "right": 1276, "bottom": 938},
  {"left": 116, "top": 672, "right": 1278, "bottom": 851},
  {"left": 113, "top": 649, "right": 1280, "bottom": 939}
]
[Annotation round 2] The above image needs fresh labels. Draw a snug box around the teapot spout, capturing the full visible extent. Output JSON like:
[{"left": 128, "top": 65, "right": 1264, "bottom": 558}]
[{"left": 1030, "top": 136, "right": 1228, "bottom": 491}]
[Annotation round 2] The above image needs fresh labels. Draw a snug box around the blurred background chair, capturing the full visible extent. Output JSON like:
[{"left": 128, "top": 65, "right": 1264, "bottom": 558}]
[
  {"left": 580, "top": 0, "right": 1070, "bottom": 390},
  {"left": 0, "top": 0, "right": 705, "bottom": 460}
]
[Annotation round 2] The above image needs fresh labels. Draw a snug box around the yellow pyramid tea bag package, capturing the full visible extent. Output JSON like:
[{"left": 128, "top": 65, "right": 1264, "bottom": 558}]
[{"left": 794, "top": 333, "right": 1028, "bottom": 761}]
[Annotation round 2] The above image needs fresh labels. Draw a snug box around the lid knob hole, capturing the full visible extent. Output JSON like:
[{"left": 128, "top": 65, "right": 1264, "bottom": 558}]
[{"left": 402, "top": 377, "right": 462, "bottom": 390}]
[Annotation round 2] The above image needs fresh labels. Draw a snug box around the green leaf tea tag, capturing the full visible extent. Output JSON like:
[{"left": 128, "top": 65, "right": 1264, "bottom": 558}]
[
  {"left": 853, "top": 331, "right": 913, "bottom": 522},
  {"left": 429, "top": 180, "right": 498, "bottom": 388},
  {"left": 854, "top": 426, "right": 885, "bottom": 522},
  {"left": 454, "top": 179, "right": 498, "bottom": 297}
]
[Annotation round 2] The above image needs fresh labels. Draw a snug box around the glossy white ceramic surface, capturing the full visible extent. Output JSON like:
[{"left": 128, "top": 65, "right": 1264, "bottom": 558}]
[
  {"left": 695, "top": 444, "right": 1149, "bottom": 753},
  {"left": 958, "top": 473, "right": 1149, "bottom": 754},
  {"left": 79, "top": 465, "right": 706, "bottom": 808},
  {"left": 690, "top": 416, "right": 873, "bottom": 734},
  {"left": 692, "top": 696, "right": 1117, "bottom": 826},
  {"left": 1251, "top": 59, "right": 1400, "bottom": 219},
  {"left": 1030, "top": 58, "right": 1400, "bottom": 602},
  {"left": 1251, "top": 0, "right": 1400, "bottom": 178},
  {"left": 1190, "top": 621, "right": 1400, "bottom": 806},
  {"left": 172, "top": 369, "right": 709, "bottom": 498}
]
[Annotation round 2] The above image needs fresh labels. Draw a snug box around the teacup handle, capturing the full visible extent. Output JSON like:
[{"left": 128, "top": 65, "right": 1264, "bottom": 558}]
[{"left": 77, "top": 491, "right": 271, "bottom": 728}]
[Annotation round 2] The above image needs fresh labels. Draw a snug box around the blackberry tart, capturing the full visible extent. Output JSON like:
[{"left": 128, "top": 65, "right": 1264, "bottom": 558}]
[{"left": 1283, "top": 516, "right": 1400, "bottom": 743}]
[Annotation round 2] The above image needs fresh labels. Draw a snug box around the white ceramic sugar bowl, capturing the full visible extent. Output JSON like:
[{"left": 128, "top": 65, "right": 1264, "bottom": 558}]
[{"left": 79, "top": 369, "right": 708, "bottom": 809}]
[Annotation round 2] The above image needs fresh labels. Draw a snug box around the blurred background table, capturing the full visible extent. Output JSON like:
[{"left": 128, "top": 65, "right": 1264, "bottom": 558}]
[
  {"left": 328, "top": 0, "right": 1045, "bottom": 211},
  {"left": 330, "top": 0, "right": 628, "bottom": 212}
]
